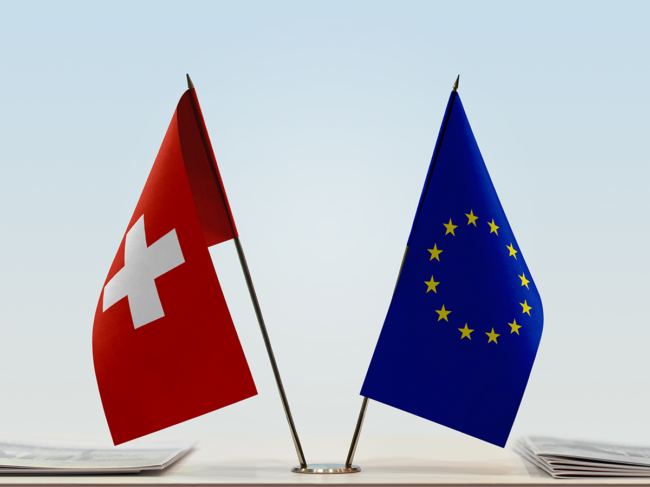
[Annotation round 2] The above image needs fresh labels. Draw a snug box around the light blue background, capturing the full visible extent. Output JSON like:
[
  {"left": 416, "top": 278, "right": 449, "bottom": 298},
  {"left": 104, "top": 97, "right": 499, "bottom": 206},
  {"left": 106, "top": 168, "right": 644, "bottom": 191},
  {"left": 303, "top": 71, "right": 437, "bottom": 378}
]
[{"left": 1, "top": 0, "right": 648, "bottom": 452}]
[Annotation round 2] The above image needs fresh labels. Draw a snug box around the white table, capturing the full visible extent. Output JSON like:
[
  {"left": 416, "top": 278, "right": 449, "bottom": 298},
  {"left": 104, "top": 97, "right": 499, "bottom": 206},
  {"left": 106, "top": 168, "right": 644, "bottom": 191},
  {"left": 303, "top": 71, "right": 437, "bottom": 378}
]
[{"left": 1, "top": 434, "right": 648, "bottom": 486}]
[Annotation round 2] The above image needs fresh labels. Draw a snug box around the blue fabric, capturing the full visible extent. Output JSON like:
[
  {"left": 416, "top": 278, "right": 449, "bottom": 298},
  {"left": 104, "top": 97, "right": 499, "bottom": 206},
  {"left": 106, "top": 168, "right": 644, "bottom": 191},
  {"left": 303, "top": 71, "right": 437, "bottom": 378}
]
[{"left": 361, "top": 93, "right": 543, "bottom": 447}]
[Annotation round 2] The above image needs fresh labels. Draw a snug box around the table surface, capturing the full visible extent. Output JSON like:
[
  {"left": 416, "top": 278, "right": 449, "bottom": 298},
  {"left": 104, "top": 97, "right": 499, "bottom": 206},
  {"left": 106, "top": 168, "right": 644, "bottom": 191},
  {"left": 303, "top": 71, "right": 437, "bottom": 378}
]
[{"left": 1, "top": 434, "right": 649, "bottom": 487}]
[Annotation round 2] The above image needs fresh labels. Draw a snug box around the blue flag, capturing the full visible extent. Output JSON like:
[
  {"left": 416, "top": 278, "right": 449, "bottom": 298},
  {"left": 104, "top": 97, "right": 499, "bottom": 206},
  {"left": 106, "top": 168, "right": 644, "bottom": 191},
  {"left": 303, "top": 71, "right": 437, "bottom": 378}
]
[{"left": 361, "top": 91, "right": 543, "bottom": 447}]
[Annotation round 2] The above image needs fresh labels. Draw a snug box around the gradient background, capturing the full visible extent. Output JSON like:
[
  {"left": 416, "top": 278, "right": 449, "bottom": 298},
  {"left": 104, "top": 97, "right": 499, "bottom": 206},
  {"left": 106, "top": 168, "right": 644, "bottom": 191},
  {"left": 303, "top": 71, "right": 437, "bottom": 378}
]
[{"left": 1, "top": 0, "right": 649, "bottom": 453}]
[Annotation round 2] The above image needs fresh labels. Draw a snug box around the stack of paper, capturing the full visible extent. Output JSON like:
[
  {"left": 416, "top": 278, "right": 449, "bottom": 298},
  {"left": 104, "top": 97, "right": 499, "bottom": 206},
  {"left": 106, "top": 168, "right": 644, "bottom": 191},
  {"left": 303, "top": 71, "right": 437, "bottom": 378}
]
[
  {"left": 0, "top": 437, "right": 193, "bottom": 475},
  {"left": 517, "top": 436, "right": 650, "bottom": 478}
]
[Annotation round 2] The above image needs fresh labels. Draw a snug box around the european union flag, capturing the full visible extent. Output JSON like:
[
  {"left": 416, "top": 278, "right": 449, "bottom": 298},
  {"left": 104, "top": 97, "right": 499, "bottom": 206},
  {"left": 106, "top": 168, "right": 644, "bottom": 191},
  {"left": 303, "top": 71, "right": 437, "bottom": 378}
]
[{"left": 361, "top": 89, "right": 543, "bottom": 448}]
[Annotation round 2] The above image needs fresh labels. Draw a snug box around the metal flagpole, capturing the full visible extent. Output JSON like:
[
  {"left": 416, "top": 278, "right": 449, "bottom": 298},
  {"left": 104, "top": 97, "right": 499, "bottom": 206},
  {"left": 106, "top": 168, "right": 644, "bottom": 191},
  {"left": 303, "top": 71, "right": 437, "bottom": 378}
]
[
  {"left": 233, "top": 237, "right": 308, "bottom": 468},
  {"left": 344, "top": 75, "right": 460, "bottom": 469},
  {"left": 186, "top": 75, "right": 307, "bottom": 469},
  {"left": 345, "top": 245, "right": 408, "bottom": 468}
]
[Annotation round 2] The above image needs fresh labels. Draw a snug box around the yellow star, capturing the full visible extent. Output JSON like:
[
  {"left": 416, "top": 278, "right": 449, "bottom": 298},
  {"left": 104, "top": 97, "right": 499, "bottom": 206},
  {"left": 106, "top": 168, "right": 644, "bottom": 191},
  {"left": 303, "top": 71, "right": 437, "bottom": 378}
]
[
  {"left": 436, "top": 304, "right": 451, "bottom": 322},
  {"left": 428, "top": 244, "right": 443, "bottom": 261},
  {"left": 424, "top": 276, "right": 440, "bottom": 293},
  {"left": 458, "top": 323, "right": 474, "bottom": 339},
  {"left": 509, "top": 319, "right": 521, "bottom": 335},
  {"left": 507, "top": 243, "right": 518, "bottom": 259},
  {"left": 488, "top": 219, "right": 499, "bottom": 235},
  {"left": 465, "top": 210, "right": 478, "bottom": 226},
  {"left": 519, "top": 272, "right": 530, "bottom": 289},
  {"left": 443, "top": 219, "right": 457, "bottom": 236},
  {"left": 521, "top": 300, "right": 532, "bottom": 316},
  {"left": 486, "top": 328, "right": 500, "bottom": 344}
]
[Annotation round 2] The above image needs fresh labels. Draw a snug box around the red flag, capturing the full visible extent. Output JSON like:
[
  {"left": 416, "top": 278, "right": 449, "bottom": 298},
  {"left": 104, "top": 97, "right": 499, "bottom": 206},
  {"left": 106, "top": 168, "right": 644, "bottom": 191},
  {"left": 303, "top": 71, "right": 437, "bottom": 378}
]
[{"left": 93, "top": 89, "right": 257, "bottom": 445}]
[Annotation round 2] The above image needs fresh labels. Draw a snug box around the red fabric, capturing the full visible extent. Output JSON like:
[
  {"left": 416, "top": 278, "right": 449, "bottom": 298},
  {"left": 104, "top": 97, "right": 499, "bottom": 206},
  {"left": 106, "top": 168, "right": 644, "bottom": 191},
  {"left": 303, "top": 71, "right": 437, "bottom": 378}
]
[
  {"left": 93, "top": 101, "right": 256, "bottom": 445},
  {"left": 177, "top": 89, "right": 238, "bottom": 247}
]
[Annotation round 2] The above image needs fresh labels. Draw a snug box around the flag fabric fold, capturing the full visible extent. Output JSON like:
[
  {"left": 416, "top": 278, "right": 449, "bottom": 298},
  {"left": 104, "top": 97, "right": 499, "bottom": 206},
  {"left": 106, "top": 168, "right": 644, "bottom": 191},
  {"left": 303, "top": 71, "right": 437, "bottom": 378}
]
[
  {"left": 93, "top": 89, "right": 256, "bottom": 445},
  {"left": 361, "top": 92, "right": 543, "bottom": 447},
  {"left": 177, "top": 89, "right": 239, "bottom": 247}
]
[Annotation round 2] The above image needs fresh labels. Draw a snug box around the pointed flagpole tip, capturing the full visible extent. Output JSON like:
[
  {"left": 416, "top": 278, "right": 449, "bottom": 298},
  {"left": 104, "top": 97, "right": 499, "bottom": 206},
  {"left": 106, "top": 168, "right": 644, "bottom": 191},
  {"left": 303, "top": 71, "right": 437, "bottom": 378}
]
[
  {"left": 453, "top": 75, "right": 460, "bottom": 92},
  {"left": 186, "top": 74, "right": 195, "bottom": 89}
]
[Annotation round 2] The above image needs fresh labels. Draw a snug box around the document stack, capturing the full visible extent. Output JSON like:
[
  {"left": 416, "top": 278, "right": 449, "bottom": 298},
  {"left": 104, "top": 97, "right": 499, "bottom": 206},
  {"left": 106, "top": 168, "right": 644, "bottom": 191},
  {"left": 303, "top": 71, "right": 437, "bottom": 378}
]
[
  {"left": 517, "top": 436, "right": 650, "bottom": 478},
  {"left": 0, "top": 438, "right": 192, "bottom": 475}
]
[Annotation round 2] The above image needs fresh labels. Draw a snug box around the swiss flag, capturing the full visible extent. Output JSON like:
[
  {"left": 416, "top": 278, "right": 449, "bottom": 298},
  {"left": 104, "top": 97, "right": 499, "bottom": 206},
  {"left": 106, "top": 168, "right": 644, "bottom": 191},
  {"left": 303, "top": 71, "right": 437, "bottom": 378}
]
[{"left": 93, "top": 88, "right": 257, "bottom": 445}]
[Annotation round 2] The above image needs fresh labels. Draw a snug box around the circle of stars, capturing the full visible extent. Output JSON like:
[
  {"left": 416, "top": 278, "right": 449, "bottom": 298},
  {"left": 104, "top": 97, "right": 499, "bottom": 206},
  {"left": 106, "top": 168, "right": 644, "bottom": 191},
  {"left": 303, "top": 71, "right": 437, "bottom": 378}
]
[{"left": 422, "top": 209, "right": 534, "bottom": 345}]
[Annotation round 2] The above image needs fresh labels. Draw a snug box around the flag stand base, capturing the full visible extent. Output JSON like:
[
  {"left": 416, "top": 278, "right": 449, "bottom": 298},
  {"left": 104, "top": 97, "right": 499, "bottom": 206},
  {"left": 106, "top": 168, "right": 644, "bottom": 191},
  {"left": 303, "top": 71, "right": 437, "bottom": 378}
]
[{"left": 292, "top": 464, "right": 361, "bottom": 474}]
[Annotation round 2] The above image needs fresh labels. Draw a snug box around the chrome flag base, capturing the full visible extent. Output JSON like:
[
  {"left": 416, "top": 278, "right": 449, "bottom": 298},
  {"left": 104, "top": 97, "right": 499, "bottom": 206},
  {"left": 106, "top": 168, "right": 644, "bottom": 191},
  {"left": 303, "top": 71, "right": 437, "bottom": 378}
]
[{"left": 292, "top": 464, "right": 361, "bottom": 474}]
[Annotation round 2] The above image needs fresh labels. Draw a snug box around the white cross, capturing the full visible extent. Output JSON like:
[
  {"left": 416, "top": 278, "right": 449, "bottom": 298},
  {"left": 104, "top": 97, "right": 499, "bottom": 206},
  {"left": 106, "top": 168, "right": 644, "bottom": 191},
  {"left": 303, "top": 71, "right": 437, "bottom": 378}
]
[{"left": 103, "top": 215, "right": 185, "bottom": 329}]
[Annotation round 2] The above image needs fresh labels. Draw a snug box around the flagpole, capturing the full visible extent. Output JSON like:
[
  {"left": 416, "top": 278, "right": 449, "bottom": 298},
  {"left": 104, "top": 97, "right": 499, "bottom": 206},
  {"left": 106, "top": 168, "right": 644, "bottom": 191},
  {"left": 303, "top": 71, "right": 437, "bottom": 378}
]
[
  {"left": 185, "top": 74, "right": 307, "bottom": 469},
  {"left": 345, "top": 245, "right": 409, "bottom": 468},
  {"left": 344, "top": 74, "right": 460, "bottom": 469},
  {"left": 233, "top": 237, "right": 308, "bottom": 468}
]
